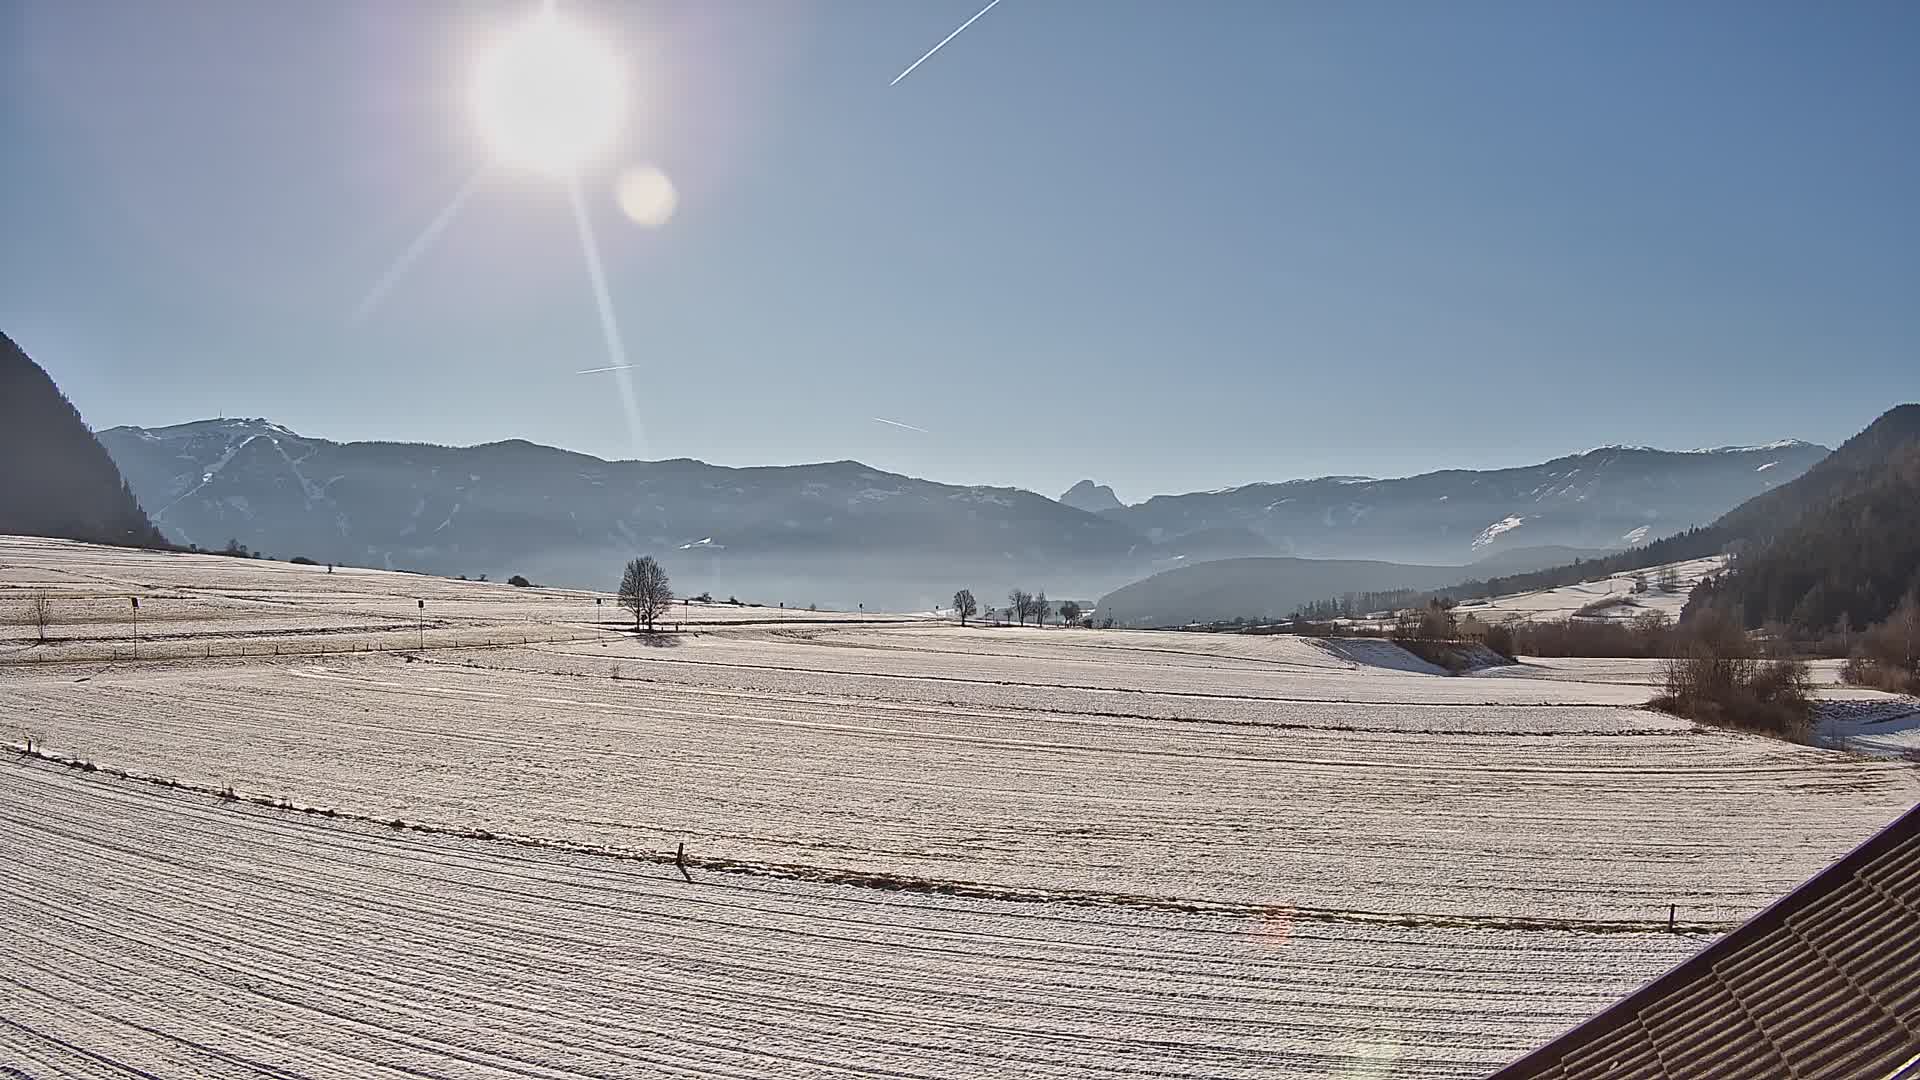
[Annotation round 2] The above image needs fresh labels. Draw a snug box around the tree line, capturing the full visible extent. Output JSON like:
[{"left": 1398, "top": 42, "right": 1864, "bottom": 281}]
[{"left": 950, "top": 588, "right": 1083, "bottom": 628}]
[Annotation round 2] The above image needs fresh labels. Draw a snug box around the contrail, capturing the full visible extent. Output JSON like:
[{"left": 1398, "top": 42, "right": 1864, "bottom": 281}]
[
  {"left": 872, "top": 417, "right": 930, "bottom": 433},
  {"left": 890, "top": 0, "right": 1003, "bottom": 86},
  {"left": 576, "top": 364, "right": 636, "bottom": 374},
  {"left": 351, "top": 167, "right": 487, "bottom": 325},
  {"left": 567, "top": 177, "right": 648, "bottom": 459}
]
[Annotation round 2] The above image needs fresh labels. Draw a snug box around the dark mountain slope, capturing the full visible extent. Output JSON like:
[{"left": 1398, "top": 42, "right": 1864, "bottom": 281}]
[
  {"left": 0, "top": 332, "right": 164, "bottom": 548},
  {"left": 1686, "top": 406, "right": 1920, "bottom": 631},
  {"left": 1713, "top": 404, "right": 1920, "bottom": 543}
]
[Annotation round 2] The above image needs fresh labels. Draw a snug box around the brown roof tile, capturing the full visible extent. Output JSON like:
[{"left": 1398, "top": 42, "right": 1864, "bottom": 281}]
[{"left": 1488, "top": 803, "right": 1920, "bottom": 1080}]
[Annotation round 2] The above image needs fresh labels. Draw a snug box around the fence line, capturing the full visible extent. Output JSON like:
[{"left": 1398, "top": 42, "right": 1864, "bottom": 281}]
[{"left": 7, "top": 628, "right": 606, "bottom": 666}]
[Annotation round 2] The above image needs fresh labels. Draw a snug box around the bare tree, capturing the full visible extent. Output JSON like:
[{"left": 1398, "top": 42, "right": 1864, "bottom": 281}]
[
  {"left": 618, "top": 556, "right": 674, "bottom": 632},
  {"left": 1058, "top": 600, "right": 1083, "bottom": 627},
  {"left": 1032, "top": 591, "right": 1049, "bottom": 627},
  {"left": 952, "top": 588, "right": 978, "bottom": 627},
  {"left": 1656, "top": 565, "right": 1681, "bottom": 593},
  {"left": 1008, "top": 589, "right": 1031, "bottom": 627},
  {"left": 28, "top": 590, "right": 51, "bottom": 643}
]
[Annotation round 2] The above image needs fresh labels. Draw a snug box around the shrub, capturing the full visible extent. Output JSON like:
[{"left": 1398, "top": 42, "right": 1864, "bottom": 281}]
[
  {"left": 1652, "top": 636, "right": 1815, "bottom": 741},
  {"left": 1839, "top": 595, "right": 1920, "bottom": 694},
  {"left": 508, "top": 574, "right": 532, "bottom": 588},
  {"left": 1482, "top": 622, "right": 1517, "bottom": 661},
  {"left": 1507, "top": 613, "right": 1677, "bottom": 658},
  {"left": 1842, "top": 655, "right": 1920, "bottom": 695},
  {"left": 1391, "top": 599, "right": 1456, "bottom": 642},
  {"left": 289, "top": 555, "right": 318, "bottom": 566},
  {"left": 1575, "top": 597, "right": 1636, "bottom": 617}
]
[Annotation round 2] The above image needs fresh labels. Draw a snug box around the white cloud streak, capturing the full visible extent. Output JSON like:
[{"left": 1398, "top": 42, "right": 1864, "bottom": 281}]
[{"left": 890, "top": 0, "right": 1003, "bottom": 86}]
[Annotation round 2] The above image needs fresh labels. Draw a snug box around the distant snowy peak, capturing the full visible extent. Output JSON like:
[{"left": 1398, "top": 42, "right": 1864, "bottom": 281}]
[
  {"left": 1203, "top": 475, "right": 1377, "bottom": 496},
  {"left": 1683, "top": 439, "right": 1821, "bottom": 454},
  {"left": 121, "top": 417, "right": 309, "bottom": 443},
  {"left": 1058, "top": 479, "right": 1124, "bottom": 514},
  {"left": 1578, "top": 439, "right": 1822, "bottom": 457}
]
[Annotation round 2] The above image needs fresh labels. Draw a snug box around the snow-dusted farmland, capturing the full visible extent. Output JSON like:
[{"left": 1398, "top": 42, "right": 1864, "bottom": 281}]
[
  {"left": 0, "top": 535, "right": 927, "bottom": 663},
  {"left": 3, "top": 537, "right": 1918, "bottom": 1078},
  {"left": 1452, "top": 555, "right": 1727, "bottom": 625},
  {"left": 1, "top": 761, "right": 1701, "bottom": 1079}
]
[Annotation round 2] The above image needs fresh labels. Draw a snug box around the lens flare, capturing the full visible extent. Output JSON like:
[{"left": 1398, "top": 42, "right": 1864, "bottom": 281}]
[{"left": 616, "top": 165, "right": 678, "bottom": 227}]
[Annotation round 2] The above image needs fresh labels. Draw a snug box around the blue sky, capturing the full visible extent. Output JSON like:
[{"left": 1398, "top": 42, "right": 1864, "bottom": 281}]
[{"left": 3, "top": 0, "right": 1915, "bottom": 502}]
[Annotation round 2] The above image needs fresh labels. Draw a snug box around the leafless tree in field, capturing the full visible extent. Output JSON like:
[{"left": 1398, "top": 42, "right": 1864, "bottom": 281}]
[
  {"left": 1008, "top": 589, "right": 1031, "bottom": 626},
  {"left": 28, "top": 590, "right": 51, "bottom": 643},
  {"left": 1058, "top": 600, "right": 1083, "bottom": 626},
  {"left": 1032, "top": 591, "right": 1049, "bottom": 627},
  {"left": 952, "top": 589, "right": 977, "bottom": 626},
  {"left": 619, "top": 556, "right": 674, "bottom": 632}
]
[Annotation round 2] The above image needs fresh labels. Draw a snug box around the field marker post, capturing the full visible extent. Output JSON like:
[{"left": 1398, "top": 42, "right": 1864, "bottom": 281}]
[
  {"left": 417, "top": 599, "right": 425, "bottom": 651},
  {"left": 1668, "top": 904, "right": 1675, "bottom": 931},
  {"left": 130, "top": 596, "right": 139, "bottom": 660},
  {"left": 676, "top": 842, "right": 693, "bottom": 884}
]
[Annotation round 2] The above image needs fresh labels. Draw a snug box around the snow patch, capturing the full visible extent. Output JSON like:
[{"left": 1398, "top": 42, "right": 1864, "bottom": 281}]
[{"left": 1472, "top": 515, "right": 1527, "bottom": 550}]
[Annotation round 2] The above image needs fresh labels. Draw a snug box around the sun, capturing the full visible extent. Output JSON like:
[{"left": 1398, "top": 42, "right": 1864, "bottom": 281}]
[{"left": 470, "top": 9, "right": 626, "bottom": 177}]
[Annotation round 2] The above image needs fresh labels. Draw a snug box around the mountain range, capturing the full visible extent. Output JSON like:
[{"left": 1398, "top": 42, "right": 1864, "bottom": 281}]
[
  {"left": 95, "top": 415, "right": 1825, "bottom": 611},
  {"left": 1087, "top": 440, "right": 1829, "bottom": 564},
  {"left": 1100, "top": 405, "right": 1919, "bottom": 629}
]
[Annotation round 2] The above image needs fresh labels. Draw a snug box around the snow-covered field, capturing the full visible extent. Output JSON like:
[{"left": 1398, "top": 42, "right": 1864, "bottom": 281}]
[
  {"left": 0, "top": 760, "right": 1701, "bottom": 1080},
  {"left": 0, "top": 535, "right": 927, "bottom": 663},
  {"left": 1452, "top": 555, "right": 1727, "bottom": 625},
  {"left": 3, "top": 537, "right": 1917, "bottom": 1078}
]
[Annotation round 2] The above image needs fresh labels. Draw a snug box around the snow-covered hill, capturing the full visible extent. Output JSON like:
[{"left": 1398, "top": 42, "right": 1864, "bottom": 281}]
[{"left": 1450, "top": 555, "right": 1728, "bottom": 625}]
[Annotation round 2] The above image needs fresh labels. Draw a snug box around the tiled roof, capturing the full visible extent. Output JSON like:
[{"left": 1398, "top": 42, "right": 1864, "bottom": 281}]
[{"left": 1489, "top": 803, "right": 1920, "bottom": 1080}]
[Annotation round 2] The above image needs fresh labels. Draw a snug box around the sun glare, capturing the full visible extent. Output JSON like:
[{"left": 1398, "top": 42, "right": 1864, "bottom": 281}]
[{"left": 470, "top": 11, "right": 626, "bottom": 176}]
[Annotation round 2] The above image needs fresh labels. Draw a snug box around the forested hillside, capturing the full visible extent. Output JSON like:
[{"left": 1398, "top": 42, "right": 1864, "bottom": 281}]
[
  {"left": 1424, "top": 405, "right": 1920, "bottom": 624},
  {"left": 1687, "top": 412, "right": 1920, "bottom": 633},
  {"left": 0, "top": 332, "right": 165, "bottom": 548}
]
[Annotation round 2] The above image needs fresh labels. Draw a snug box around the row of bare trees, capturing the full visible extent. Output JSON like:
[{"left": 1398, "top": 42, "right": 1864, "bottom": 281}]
[{"left": 948, "top": 588, "right": 1085, "bottom": 628}]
